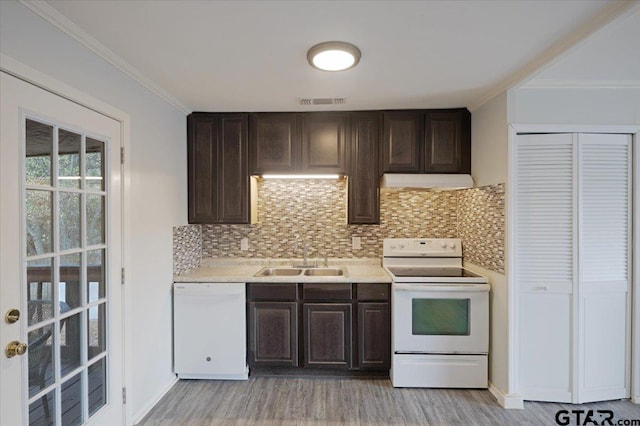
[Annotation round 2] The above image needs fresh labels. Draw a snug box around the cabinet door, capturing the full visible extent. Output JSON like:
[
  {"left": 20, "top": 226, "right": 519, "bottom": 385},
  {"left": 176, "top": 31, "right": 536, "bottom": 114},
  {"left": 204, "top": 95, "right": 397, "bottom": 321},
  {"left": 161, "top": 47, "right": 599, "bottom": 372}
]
[
  {"left": 187, "top": 113, "right": 219, "bottom": 223},
  {"left": 218, "top": 114, "right": 249, "bottom": 223},
  {"left": 349, "top": 112, "right": 380, "bottom": 224},
  {"left": 381, "top": 111, "right": 423, "bottom": 173},
  {"left": 250, "top": 113, "right": 299, "bottom": 174},
  {"left": 303, "top": 303, "right": 351, "bottom": 368},
  {"left": 300, "top": 112, "right": 348, "bottom": 173},
  {"left": 424, "top": 109, "right": 470, "bottom": 173},
  {"left": 248, "top": 302, "right": 298, "bottom": 367},
  {"left": 357, "top": 303, "right": 390, "bottom": 370}
]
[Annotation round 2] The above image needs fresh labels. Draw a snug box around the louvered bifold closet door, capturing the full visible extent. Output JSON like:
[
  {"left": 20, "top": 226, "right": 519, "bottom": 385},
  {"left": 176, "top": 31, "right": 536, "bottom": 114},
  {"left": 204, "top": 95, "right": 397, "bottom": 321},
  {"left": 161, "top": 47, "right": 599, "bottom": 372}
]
[
  {"left": 516, "top": 133, "right": 575, "bottom": 403},
  {"left": 577, "top": 134, "right": 631, "bottom": 403}
]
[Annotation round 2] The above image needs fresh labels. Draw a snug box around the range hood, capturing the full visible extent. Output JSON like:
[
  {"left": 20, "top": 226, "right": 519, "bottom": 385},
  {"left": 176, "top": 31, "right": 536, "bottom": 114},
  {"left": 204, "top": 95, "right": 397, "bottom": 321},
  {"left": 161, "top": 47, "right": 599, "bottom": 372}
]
[{"left": 381, "top": 174, "right": 474, "bottom": 190}]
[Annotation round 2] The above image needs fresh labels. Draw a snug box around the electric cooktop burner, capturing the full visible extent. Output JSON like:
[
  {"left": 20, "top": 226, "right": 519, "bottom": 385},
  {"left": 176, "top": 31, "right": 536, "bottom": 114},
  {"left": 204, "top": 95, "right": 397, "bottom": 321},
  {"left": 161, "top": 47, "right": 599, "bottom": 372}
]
[{"left": 386, "top": 267, "right": 483, "bottom": 278}]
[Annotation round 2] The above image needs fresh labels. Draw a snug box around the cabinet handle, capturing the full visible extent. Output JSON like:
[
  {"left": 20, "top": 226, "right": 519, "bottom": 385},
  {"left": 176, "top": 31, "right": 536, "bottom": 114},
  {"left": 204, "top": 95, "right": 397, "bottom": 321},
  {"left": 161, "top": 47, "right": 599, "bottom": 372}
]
[{"left": 535, "top": 286, "right": 549, "bottom": 291}]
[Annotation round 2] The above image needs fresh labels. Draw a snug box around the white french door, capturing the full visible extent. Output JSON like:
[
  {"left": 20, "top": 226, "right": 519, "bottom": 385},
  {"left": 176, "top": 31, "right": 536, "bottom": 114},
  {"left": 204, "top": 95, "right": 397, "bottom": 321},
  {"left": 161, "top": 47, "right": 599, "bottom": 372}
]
[{"left": 1, "top": 72, "right": 124, "bottom": 425}]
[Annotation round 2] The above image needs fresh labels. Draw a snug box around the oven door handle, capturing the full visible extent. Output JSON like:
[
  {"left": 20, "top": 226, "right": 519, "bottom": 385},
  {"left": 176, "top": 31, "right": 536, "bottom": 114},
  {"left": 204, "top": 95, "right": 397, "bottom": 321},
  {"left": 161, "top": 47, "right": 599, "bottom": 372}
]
[{"left": 393, "top": 283, "right": 489, "bottom": 292}]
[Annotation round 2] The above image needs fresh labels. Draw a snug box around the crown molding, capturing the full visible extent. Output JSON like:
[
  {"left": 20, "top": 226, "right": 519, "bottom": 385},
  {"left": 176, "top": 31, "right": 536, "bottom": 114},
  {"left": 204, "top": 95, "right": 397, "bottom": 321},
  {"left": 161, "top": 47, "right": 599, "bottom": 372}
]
[
  {"left": 468, "top": 0, "right": 640, "bottom": 112},
  {"left": 520, "top": 79, "right": 640, "bottom": 90},
  {"left": 19, "top": 0, "right": 191, "bottom": 115}
]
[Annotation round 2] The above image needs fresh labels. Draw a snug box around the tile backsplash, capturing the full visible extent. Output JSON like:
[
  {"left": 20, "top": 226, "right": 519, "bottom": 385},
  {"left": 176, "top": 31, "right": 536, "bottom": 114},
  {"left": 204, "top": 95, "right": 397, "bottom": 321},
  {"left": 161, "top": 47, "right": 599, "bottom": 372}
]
[
  {"left": 174, "top": 180, "right": 505, "bottom": 274},
  {"left": 173, "top": 225, "right": 202, "bottom": 275},
  {"left": 458, "top": 184, "right": 505, "bottom": 274}
]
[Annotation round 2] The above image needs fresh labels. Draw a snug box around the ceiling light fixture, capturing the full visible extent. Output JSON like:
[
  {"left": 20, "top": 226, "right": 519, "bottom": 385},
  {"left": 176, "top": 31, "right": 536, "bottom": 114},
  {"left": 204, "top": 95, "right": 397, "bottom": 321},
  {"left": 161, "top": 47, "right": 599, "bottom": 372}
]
[{"left": 307, "top": 41, "right": 361, "bottom": 72}]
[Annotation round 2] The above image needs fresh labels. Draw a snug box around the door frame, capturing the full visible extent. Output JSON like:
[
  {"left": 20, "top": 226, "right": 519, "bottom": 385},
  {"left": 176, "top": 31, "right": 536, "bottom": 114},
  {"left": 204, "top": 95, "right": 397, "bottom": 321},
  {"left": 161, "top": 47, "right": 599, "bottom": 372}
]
[
  {"left": 507, "top": 123, "right": 640, "bottom": 406},
  {"left": 1, "top": 53, "right": 133, "bottom": 424}
]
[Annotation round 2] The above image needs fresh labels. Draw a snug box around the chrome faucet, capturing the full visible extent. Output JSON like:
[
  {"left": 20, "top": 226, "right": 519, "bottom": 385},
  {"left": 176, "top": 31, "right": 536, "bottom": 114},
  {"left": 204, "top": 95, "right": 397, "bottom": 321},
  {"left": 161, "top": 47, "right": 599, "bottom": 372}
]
[{"left": 293, "top": 235, "right": 315, "bottom": 268}]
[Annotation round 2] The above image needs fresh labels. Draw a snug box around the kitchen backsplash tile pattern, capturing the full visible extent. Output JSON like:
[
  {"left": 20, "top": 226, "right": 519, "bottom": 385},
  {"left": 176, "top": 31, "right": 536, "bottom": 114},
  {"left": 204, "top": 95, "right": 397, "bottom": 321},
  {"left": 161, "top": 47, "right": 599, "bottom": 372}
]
[
  {"left": 173, "top": 224, "right": 202, "bottom": 274},
  {"left": 200, "top": 179, "right": 457, "bottom": 259},
  {"left": 458, "top": 184, "right": 505, "bottom": 274},
  {"left": 175, "top": 180, "right": 505, "bottom": 274}
]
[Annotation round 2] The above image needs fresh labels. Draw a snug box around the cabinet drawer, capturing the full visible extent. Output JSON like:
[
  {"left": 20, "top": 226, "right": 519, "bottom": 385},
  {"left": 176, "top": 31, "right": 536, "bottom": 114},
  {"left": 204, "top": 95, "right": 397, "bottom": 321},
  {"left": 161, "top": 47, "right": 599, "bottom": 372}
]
[
  {"left": 248, "top": 283, "right": 298, "bottom": 301},
  {"left": 303, "top": 283, "right": 352, "bottom": 300},
  {"left": 357, "top": 284, "right": 389, "bottom": 301}
]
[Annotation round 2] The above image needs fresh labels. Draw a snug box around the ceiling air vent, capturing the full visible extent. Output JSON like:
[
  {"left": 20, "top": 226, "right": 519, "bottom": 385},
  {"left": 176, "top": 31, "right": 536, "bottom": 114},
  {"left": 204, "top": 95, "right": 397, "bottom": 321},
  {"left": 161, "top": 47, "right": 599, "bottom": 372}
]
[{"left": 298, "top": 98, "right": 346, "bottom": 106}]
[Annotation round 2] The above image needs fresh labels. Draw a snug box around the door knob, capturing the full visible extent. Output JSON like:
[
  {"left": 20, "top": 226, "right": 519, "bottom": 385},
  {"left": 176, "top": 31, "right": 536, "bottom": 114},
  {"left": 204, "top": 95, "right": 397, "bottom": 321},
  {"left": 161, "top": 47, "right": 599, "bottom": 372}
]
[
  {"left": 5, "top": 341, "right": 27, "bottom": 358},
  {"left": 5, "top": 308, "right": 20, "bottom": 324}
]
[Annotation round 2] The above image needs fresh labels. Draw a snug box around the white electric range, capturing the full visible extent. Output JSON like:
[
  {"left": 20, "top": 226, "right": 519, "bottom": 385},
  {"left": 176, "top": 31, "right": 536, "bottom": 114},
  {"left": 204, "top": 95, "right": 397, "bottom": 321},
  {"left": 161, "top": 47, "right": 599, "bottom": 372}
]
[{"left": 383, "top": 238, "right": 489, "bottom": 388}]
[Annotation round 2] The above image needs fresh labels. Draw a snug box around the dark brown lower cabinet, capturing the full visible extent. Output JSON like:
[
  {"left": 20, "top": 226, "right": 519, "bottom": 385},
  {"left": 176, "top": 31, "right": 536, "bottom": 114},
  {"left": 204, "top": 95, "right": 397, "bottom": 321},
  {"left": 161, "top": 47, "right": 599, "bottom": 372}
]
[
  {"left": 248, "top": 302, "right": 298, "bottom": 367},
  {"left": 357, "top": 303, "right": 390, "bottom": 370},
  {"left": 303, "top": 303, "right": 351, "bottom": 368},
  {"left": 247, "top": 283, "right": 390, "bottom": 373}
]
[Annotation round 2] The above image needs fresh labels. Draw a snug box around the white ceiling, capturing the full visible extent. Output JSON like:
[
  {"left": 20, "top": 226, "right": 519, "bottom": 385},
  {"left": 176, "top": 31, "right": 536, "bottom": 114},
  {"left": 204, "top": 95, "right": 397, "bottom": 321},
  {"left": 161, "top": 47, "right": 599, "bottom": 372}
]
[{"left": 41, "top": 0, "right": 639, "bottom": 113}]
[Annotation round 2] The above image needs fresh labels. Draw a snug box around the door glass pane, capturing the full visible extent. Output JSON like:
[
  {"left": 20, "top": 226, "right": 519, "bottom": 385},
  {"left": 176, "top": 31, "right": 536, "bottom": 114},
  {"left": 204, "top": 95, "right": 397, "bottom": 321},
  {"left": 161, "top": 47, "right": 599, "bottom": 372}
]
[
  {"left": 23, "top": 118, "right": 112, "bottom": 426},
  {"left": 412, "top": 299, "right": 470, "bottom": 336},
  {"left": 26, "top": 119, "right": 53, "bottom": 187},
  {"left": 61, "top": 373, "right": 83, "bottom": 426},
  {"left": 29, "top": 389, "right": 55, "bottom": 426},
  {"left": 88, "top": 303, "right": 106, "bottom": 360},
  {"left": 26, "top": 190, "right": 52, "bottom": 256},
  {"left": 58, "top": 129, "right": 81, "bottom": 189},
  {"left": 28, "top": 325, "right": 55, "bottom": 398},
  {"left": 60, "top": 313, "right": 82, "bottom": 378},
  {"left": 88, "top": 358, "right": 107, "bottom": 417},
  {"left": 59, "top": 253, "right": 81, "bottom": 310},
  {"left": 59, "top": 192, "right": 81, "bottom": 251},
  {"left": 86, "top": 194, "right": 104, "bottom": 246},
  {"left": 27, "top": 258, "right": 53, "bottom": 326},
  {"left": 87, "top": 249, "right": 105, "bottom": 303},
  {"left": 85, "top": 138, "right": 104, "bottom": 191}
]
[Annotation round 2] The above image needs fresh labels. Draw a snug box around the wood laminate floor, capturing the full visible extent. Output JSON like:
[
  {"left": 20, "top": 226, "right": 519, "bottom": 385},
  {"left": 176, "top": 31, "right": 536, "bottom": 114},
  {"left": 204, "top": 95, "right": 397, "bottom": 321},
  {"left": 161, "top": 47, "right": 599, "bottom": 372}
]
[{"left": 137, "top": 377, "right": 640, "bottom": 426}]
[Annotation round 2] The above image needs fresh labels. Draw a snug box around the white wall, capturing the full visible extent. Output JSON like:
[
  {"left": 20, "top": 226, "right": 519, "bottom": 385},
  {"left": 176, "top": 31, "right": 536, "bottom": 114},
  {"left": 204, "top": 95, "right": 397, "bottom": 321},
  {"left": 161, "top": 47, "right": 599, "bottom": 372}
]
[
  {"left": 469, "top": 92, "right": 511, "bottom": 401},
  {"left": 471, "top": 92, "right": 509, "bottom": 186},
  {"left": 510, "top": 87, "right": 640, "bottom": 125},
  {"left": 0, "top": 2, "right": 187, "bottom": 422}
]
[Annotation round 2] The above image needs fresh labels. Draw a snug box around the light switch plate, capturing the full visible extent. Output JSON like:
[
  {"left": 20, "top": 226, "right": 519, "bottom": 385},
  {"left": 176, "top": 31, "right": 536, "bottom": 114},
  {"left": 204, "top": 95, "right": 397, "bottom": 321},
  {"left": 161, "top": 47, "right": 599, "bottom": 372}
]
[
  {"left": 240, "top": 237, "right": 249, "bottom": 251},
  {"left": 352, "top": 236, "right": 361, "bottom": 250}
]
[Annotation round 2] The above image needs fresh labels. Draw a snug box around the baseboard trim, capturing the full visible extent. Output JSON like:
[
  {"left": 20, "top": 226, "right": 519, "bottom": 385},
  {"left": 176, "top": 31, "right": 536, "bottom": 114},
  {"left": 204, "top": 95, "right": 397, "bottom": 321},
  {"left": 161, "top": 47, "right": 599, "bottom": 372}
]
[
  {"left": 131, "top": 376, "right": 179, "bottom": 425},
  {"left": 488, "top": 382, "right": 524, "bottom": 409},
  {"left": 632, "top": 395, "right": 640, "bottom": 404}
]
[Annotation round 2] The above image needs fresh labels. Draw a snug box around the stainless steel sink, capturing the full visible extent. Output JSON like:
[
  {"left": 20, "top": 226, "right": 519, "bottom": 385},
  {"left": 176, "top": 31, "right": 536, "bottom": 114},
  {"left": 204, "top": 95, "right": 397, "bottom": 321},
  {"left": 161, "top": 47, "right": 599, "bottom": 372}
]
[
  {"left": 303, "top": 268, "right": 345, "bottom": 277},
  {"left": 254, "top": 267, "right": 303, "bottom": 277}
]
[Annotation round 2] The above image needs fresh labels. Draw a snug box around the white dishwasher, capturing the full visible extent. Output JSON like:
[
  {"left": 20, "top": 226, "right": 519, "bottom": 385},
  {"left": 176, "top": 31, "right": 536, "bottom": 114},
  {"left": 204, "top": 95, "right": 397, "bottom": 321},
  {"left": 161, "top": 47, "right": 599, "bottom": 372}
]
[{"left": 173, "top": 282, "right": 248, "bottom": 380}]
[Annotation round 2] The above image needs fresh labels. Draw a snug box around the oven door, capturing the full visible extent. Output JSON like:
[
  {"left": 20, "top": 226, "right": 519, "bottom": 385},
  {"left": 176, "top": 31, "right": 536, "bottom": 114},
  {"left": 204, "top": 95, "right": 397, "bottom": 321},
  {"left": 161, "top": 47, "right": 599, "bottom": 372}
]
[{"left": 392, "top": 283, "right": 489, "bottom": 354}]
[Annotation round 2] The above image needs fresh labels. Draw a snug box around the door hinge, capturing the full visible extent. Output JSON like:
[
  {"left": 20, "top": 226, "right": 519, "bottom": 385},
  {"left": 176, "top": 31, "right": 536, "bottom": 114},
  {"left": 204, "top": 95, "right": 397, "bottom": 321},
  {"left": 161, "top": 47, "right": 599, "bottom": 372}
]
[
  {"left": 122, "top": 387, "right": 127, "bottom": 404},
  {"left": 120, "top": 147, "right": 125, "bottom": 165},
  {"left": 121, "top": 268, "right": 125, "bottom": 285}
]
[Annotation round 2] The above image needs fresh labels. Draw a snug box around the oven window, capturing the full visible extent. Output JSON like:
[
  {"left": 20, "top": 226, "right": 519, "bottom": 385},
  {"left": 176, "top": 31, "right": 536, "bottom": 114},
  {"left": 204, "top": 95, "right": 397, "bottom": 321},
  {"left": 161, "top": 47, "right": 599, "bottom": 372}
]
[{"left": 412, "top": 299, "right": 470, "bottom": 336}]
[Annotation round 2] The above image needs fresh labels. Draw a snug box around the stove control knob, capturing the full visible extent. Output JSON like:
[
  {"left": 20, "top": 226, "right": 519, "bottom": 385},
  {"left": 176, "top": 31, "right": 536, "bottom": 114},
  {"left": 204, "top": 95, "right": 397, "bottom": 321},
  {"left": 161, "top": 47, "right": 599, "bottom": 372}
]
[
  {"left": 440, "top": 242, "right": 447, "bottom": 248},
  {"left": 399, "top": 244, "right": 405, "bottom": 249},
  {"left": 390, "top": 245, "right": 396, "bottom": 250},
  {"left": 449, "top": 243, "right": 456, "bottom": 249}
]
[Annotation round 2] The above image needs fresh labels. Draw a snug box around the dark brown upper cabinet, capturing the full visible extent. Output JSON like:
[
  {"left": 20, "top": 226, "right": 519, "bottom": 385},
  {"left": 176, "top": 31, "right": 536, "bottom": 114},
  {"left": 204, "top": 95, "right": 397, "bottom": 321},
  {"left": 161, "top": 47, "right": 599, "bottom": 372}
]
[
  {"left": 250, "top": 112, "right": 347, "bottom": 175},
  {"left": 187, "top": 113, "right": 249, "bottom": 224},
  {"left": 349, "top": 112, "right": 380, "bottom": 224},
  {"left": 382, "top": 108, "right": 470, "bottom": 174},
  {"left": 300, "top": 112, "right": 348, "bottom": 174},
  {"left": 425, "top": 109, "right": 471, "bottom": 173},
  {"left": 382, "top": 111, "right": 424, "bottom": 173},
  {"left": 250, "top": 113, "right": 299, "bottom": 174}
]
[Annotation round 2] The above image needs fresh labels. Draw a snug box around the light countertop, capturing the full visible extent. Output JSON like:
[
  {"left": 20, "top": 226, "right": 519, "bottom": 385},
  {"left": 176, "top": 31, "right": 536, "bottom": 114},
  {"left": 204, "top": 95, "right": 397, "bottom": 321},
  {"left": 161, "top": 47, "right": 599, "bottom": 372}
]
[{"left": 174, "top": 258, "right": 391, "bottom": 284}]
